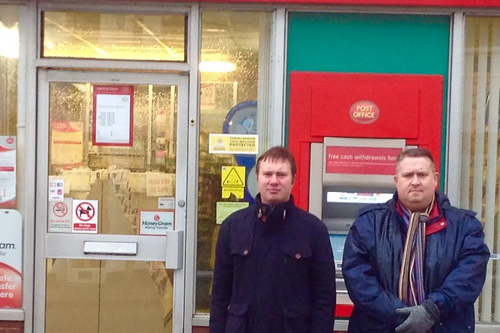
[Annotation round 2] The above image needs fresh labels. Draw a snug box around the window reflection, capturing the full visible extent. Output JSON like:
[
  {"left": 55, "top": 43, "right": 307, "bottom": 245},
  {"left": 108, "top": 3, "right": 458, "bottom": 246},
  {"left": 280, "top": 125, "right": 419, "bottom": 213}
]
[
  {"left": 463, "top": 16, "right": 500, "bottom": 324},
  {"left": 46, "top": 259, "right": 174, "bottom": 333},
  {"left": 42, "top": 11, "right": 187, "bottom": 61},
  {"left": 196, "top": 10, "right": 271, "bottom": 313},
  {"left": 0, "top": 5, "right": 18, "bottom": 211},
  {"left": 0, "top": 5, "right": 18, "bottom": 135},
  {"left": 48, "top": 82, "right": 178, "bottom": 235}
]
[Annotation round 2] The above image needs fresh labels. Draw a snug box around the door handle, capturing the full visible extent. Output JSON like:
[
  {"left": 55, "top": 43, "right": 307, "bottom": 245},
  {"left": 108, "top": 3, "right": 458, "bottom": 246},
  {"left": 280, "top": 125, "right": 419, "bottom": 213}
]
[
  {"left": 166, "top": 230, "right": 183, "bottom": 269},
  {"left": 83, "top": 241, "right": 137, "bottom": 256}
]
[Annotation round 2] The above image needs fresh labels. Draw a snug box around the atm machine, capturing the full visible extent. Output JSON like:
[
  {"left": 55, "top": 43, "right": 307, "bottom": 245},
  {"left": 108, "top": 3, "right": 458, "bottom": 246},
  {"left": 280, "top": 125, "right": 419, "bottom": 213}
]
[
  {"left": 308, "top": 137, "right": 406, "bottom": 311},
  {"left": 288, "top": 71, "right": 444, "bottom": 329}
]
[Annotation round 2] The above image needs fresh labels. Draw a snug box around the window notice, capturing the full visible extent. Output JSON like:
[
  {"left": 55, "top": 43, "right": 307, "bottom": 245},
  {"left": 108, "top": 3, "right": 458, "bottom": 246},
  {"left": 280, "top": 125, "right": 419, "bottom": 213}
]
[
  {"left": 209, "top": 134, "right": 258, "bottom": 155},
  {"left": 0, "top": 136, "right": 16, "bottom": 208},
  {"left": 92, "top": 85, "right": 134, "bottom": 146}
]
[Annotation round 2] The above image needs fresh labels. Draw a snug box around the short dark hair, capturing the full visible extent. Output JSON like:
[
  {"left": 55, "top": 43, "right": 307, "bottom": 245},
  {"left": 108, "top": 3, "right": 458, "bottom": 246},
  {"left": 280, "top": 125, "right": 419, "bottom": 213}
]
[
  {"left": 396, "top": 148, "right": 436, "bottom": 172},
  {"left": 256, "top": 146, "right": 297, "bottom": 179}
]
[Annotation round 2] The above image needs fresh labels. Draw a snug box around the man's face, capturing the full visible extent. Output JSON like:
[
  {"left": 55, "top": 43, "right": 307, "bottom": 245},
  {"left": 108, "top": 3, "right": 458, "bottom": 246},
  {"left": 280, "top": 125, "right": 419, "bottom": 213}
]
[
  {"left": 394, "top": 157, "right": 438, "bottom": 212},
  {"left": 257, "top": 158, "right": 294, "bottom": 205}
]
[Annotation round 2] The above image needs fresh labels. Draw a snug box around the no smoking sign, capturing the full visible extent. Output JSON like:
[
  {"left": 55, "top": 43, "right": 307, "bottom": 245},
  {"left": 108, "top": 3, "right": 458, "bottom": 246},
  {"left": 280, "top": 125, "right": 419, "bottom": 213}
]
[
  {"left": 53, "top": 202, "right": 68, "bottom": 217},
  {"left": 48, "top": 199, "right": 73, "bottom": 233}
]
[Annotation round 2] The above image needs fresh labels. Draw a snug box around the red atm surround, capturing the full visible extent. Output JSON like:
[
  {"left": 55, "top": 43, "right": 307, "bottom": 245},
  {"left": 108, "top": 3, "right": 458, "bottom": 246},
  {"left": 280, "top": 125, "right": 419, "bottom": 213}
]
[
  {"left": 289, "top": 71, "right": 443, "bottom": 212},
  {"left": 288, "top": 72, "right": 443, "bottom": 317}
]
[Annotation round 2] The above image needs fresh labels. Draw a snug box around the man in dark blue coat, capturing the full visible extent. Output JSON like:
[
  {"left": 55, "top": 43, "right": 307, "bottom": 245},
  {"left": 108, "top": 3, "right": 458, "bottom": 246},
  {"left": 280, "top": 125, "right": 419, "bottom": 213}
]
[
  {"left": 210, "top": 146, "right": 336, "bottom": 333},
  {"left": 343, "top": 148, "right": 490, "bottom": 333}
]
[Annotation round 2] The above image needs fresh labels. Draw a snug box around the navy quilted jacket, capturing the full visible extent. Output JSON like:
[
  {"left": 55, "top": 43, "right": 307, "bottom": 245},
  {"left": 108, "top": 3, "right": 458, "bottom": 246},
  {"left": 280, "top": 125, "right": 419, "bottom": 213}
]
[{"left": 342, "top": 190, "right": 490, "bottom": 333}]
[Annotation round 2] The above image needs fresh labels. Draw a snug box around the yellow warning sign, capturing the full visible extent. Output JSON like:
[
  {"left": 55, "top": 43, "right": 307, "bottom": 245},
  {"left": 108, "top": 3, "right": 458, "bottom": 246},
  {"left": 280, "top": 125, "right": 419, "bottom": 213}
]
[
  {"left": 221, "top": 166, "right": 246, "bottom": 187},
  {"left": 222, "top": 187, "right": 245, "bottom": 199},
  {"left": 209, "top": 134, "right": 258, "bottom": 155}
]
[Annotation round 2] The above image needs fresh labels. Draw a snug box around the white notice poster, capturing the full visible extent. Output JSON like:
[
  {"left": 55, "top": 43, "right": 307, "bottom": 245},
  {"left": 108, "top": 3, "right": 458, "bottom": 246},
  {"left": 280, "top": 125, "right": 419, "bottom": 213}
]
[
  {"left": 0, "top": 136, "right": 16, "bottom": 207},
  {"left": 92, "top": 85, "right": 134, "bottom": 146},
  {"left": 48, "top": 199, "right": 73, "bottom": 233}
]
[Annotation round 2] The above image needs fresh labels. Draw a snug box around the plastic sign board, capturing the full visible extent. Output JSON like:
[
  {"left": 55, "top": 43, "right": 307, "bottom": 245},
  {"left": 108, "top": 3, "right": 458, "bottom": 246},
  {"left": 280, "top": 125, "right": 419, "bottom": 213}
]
[
  {"left": 48, "top": 178, "right": 65, "bottom": 202},
  {"left": 48, "top": 199, "right": 73, "bottom": 233},
  {"left": 50, "top": 122, "right": 84, "bottom": 166},
  {"left": 0, "top": 136, "right": 16, "bottom": 208},
  {"left": 216, "top": 202, "right": 249, "bottom": 224},
  {"left": 221, "top": 166, "right": 246, "bottom": 187},
  {"left": 146, "top": 173, "right": 175, "bottom": 197},
  {"left": 325, "top": 146, "right": 401, "bottom": 175},
  {"left": 139, "top": 211, "right": 174, "bottom": 235},
  {"left": 92, "top": 85, "right": 134, "bottom": 146},
  {"left": 72, "top": 200, "right": 98, "bottom": 233},
  {"left": 0, "top": 209, "right": 22, "bottom": 308},
  {"left": 209, "top": 134, "right": 258, "bottom": 155},
  {"left": 158, "top": 197, "right": 175, "bottom": 209}
]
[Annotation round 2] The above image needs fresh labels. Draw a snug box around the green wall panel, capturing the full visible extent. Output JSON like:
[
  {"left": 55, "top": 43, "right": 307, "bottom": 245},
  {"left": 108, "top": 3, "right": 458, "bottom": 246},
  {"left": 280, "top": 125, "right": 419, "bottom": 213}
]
[{"left": 286, "top": 12, "right": 450, "bottom": 182}]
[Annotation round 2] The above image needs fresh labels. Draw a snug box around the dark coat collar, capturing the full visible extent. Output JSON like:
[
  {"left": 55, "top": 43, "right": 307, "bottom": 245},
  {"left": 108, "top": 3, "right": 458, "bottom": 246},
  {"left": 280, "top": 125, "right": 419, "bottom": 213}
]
[{"left": 255, "top": 193, "right": 296, "bottom": 223}]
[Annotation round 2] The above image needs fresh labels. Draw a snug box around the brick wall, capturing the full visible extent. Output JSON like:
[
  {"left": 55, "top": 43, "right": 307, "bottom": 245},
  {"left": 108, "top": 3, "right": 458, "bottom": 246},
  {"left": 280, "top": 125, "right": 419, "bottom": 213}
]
[{"left": 0, "top": 321, "right": 23, "bottom": 333}]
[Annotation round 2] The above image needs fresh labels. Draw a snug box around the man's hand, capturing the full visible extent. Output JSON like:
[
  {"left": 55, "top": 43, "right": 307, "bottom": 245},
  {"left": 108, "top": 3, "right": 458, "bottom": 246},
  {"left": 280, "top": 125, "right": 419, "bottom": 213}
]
[{"left": 395, "top": 299, "right": 440, "bottom": 333}]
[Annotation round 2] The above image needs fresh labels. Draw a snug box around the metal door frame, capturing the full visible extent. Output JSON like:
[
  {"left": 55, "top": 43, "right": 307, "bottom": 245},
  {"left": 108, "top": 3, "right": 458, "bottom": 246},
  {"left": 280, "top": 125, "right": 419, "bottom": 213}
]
[{"left": 34, "top": 69, "right": 189, "bottom": 333}]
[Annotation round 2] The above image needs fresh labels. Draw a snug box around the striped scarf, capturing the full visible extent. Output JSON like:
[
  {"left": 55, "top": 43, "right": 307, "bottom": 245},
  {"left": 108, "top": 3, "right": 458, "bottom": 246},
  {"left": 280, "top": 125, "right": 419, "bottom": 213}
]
[{"left": 398, "top": 197, "right": 435, "bottom": 306}]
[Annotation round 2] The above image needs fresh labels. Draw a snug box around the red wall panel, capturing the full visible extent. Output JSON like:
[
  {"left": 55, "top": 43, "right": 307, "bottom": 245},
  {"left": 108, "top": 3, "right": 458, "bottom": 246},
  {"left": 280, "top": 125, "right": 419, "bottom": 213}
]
[{"left": 289, "top": 71, "right": 443, "bottom": 211}]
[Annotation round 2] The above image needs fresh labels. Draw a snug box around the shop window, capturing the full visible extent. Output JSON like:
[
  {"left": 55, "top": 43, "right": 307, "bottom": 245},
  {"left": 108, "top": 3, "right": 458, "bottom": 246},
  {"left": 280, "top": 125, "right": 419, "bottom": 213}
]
[
  {"left": 463, "top": 16, "right": 500, "bottom": 324},
  {"left": 0, "top": 5, "right": 18, "bottom": 210},
  {"left": 42, "top": 11, "right": 187, "bottom": 61},
  {"left": 195, "top": 10, "right": 272, "bottom": 313}
]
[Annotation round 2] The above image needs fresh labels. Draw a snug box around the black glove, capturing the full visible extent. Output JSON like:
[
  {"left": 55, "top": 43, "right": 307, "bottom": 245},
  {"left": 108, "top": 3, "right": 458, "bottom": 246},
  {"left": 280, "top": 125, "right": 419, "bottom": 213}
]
[{"left": 395, "top": 299, "right": 440, "bottom": 333}]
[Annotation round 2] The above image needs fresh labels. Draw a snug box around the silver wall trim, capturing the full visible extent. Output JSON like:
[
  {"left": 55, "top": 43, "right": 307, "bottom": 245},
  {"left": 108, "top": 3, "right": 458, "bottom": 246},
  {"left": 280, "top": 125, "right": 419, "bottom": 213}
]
[
  {"left": 0, "top": 310, "right": 24, "bottom": 321},
  {"left": 184, "top": 3, "right": 200, "bottom": 332},
  {"left": 270, "top": 7, "right": 287, "bottom": 147},
  {"left": 38, "top": 0, "right": 191, "bottom": 15},
  {"left": 446, "top": 12, "right": 466, "bottom": 206},
  {"left": 5, "top": 2, "right": 37, "bottom": 330},
  {"left": 36, "top": 58, "right": 190, "bottom": 72},
  {"left": 192, "top": 314, "right": 210, "bottom": 327},
  {"left": 34, "top": 69, "right": 50, "bottom": 333},
  {"left": 477, "top": 324, "right": 500, "bottom": 332},
  {"left": 309, "top": 143, "right": 323, "bottom": 218}
]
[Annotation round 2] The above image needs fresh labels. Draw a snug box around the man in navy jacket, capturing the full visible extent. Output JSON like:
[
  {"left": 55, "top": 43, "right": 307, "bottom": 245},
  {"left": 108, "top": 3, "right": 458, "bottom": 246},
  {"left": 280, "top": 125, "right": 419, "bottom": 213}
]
[
  {"left": 210, "top": 146, "right": 336, "bottom": 333},
  {"left": 343, "top": 148, "right": 489, "bottom": 333}
]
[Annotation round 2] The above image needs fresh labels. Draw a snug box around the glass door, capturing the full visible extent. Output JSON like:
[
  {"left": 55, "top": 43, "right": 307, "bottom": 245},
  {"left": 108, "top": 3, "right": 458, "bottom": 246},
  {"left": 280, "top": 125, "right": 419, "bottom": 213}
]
[{"left": 34, "top": 70, "right": 188, "bottom": 333}]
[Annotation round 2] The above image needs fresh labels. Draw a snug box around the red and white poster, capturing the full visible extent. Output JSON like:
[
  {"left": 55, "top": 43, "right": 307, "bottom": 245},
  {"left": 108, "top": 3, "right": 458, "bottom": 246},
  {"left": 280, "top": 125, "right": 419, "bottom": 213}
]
[
  {"left": 48, "top": 199, "right": 73, "bottom": 233},
  {"left": 72, "top": 200, "right": 98, "bottom": 233},
  {"left": 92, "top": 85, "right": 134, "bottom": 146},
  {"left": 0, "top": 209, "right": 22, "bottom": 308},
  {"left": 325, "top": 146, "right": 402, "bottom": 175},
  {"left": 0, "top": 136, "right": 16, "bottom": 208},
  {"left": 51, "top": 122, "right": 84, "bottom": 166}
]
